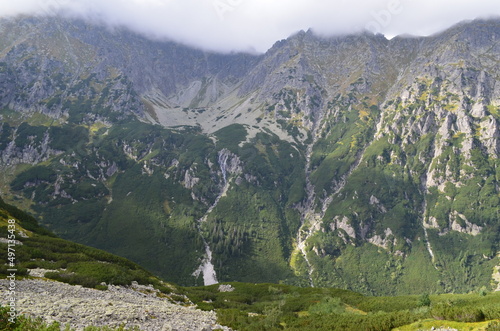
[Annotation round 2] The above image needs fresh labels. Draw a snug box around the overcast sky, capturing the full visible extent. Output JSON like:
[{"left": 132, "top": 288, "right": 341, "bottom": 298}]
[{"left": 0, "top": 0, "right": 499, "bottom": 53}]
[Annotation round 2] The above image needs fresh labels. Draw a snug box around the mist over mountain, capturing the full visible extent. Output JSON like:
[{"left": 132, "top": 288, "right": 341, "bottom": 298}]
[
  {"left": 1, "top": 0, "right": 499, "bottom": 53},
  {"left": 0, "top": 16, "right": 499, "bottom": 295}
]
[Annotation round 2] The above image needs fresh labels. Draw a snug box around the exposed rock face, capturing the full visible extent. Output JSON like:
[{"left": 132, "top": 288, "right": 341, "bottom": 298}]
[
  {"left": 494, "top": 256, "right": 500, "bottom": 291},
  {"left": 330, "top": 216, "right": 356, "bottom": 240},
  {"left": 218, "top": 148, "right": 243, "bottom": 183},
  {"left": 0, "top": 279, "right": 230, "bottom": 331},
  {"left": 448, "top": 211, "right": 483, "bottom": 236},
  {"left": 183, "top": 167, "right": 200, "bottom": 189},
  {"left": 368, "top": 228, "right": 396, "bottom": 250},
  {"left": 0, "top": 128, "right": 62, "bottom": 166}
]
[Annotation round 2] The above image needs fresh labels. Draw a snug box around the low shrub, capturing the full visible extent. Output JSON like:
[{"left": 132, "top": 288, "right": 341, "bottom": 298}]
[
  {"left": 486, "top": 321, "right": 500, "bottom": 331},
  {"left": 431, "top": 302, "right": 485, "bottom": 323}
]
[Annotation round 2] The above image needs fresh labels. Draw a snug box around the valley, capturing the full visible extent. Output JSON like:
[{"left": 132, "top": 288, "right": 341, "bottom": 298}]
[
  {"left": 0, "top": 16, "right": 498, "bottom": 297},
  {"left": 1, "top": 187, "right": 499, "bottom": 330}
]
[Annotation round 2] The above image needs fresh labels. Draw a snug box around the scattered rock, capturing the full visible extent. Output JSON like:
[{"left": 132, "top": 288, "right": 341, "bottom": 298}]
[
  {"left": 218, "top": 284, "right": 234, "bottom": 293},
  {"left": 0, "top": 279, "right": 232, "bottom": 331}
]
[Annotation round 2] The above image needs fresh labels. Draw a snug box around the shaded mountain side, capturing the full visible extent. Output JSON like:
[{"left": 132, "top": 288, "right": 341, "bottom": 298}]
[
  {"left": 1, "top": 196, "right": 500, "bottom": 331},
  {"left": 0, "top": 16, "right": 499, "bottom": 295},
  {"left": 0, "top": 196, "right": 231, "bottom": 330},
  {"left": 0, "top": 195, "right": 176, "bottom": 291}
]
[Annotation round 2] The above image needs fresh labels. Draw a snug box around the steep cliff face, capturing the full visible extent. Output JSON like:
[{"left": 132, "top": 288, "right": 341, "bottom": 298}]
[
  {"left": 0, "top": 16, "right": 499, "bottom": 294},
  {"left": 300, "top": 21, "right": 500, "bottom": 294}
]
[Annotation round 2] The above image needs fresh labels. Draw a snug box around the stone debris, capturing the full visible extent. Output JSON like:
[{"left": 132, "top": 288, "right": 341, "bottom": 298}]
[
  {"left": 217, "top": 284, "right": 234, "bottom": 293},
  {"left": 0, "top": 279, "right": 232, "bottom": 331}
]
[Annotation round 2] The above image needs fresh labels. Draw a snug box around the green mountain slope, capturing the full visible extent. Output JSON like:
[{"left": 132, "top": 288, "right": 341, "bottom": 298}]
[
  {"left": 0, "top": 16, "right": 499, "bottom": 295},
  {"left": 0, "top": 195, "right": 177, "bottom": 293},
  {"left": 2, "top": 197, "right": 500, "bottom": 331}
]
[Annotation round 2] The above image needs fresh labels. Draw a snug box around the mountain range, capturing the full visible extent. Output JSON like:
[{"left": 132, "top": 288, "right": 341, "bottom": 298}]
[{"left": 0, "top": 15, "right": 499, "bottom": 296}]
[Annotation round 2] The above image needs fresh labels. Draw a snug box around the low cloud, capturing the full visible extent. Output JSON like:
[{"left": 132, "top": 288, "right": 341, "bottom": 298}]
[{"left": 0, "top": 0, "right": 499, "bottom": 53}]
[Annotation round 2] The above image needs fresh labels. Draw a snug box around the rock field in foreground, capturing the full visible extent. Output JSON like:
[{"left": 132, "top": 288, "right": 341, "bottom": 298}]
[{"left": 0, "top": 278, "right": 231, "bottom": 331}]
